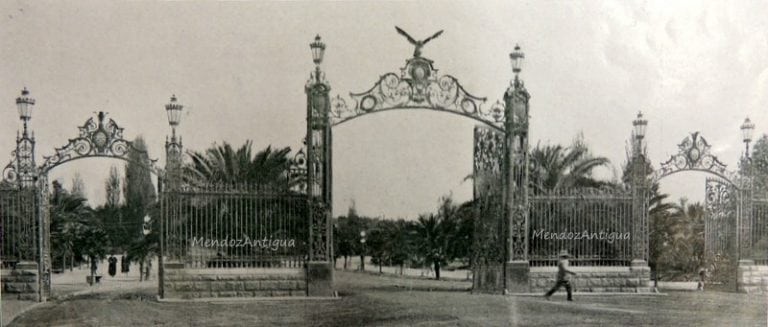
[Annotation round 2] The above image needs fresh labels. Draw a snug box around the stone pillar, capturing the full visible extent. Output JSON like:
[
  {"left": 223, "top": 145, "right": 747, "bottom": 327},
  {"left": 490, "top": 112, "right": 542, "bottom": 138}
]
[
  {"left": 161, "top": 261, "right": 184, "bottom": 299},
  {"left": 736, "top": 259, "right": 768, "bottom": 294}
]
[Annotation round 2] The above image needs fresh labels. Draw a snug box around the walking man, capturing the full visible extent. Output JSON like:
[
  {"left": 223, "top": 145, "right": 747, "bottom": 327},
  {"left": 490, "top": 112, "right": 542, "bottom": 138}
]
[{"left": 544, "top": 250, "right": 577, "bottom": 301}]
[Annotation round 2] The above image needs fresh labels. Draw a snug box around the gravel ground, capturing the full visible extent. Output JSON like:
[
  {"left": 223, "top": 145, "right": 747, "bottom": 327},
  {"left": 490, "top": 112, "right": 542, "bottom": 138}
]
[{"left": 7, "top": 270, "right": 767, "bottom": 326}]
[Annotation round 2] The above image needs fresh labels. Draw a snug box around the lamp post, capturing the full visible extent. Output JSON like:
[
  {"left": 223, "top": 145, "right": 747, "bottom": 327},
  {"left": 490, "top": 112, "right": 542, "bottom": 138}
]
[
  {"left": 160, "top": 94, "right": 183, "bottom": 297},
  {"left": 502, "top": 43, "right": 531, "bottom": 293},
  {"left": 509, "top": 44, "right": 524, "bottom": 88},
  {"left": 11, "top": 88, "right": 37, "bottom": 188},
  {"left": 310, "top": 35, "right": 326, "bottom": 83},
  {"left": 631, "top": 111, "right": 648, "bottom": 266},
  {"left": 741, "top": 117, "right": 755, "bottom": 159},
  {"left": 359, "top": 230, "right": 366, "bottom": 272},
  {"left": 164, "top": 95, "right": 184, "bottom": 191},
  {"left": 16, "top": 87, "right": 35, "bottom": 137},
  {"left": 632, "top": 111, "right": 648, "bottom": 159}
]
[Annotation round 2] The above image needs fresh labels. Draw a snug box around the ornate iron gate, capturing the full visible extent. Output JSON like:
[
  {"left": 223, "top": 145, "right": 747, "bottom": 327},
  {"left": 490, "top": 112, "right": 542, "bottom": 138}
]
[
  {"left": 471, "top": 126, "right": 506, "bottom": 291},
  {"left": 704, "top": 177, "right": 736, "bottom": 259}
]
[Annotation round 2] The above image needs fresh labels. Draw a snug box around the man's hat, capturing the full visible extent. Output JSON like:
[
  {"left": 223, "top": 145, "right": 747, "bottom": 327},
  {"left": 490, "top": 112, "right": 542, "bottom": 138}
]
[{"left": 558, "top": 250, "right": 571, "bottom": 258}]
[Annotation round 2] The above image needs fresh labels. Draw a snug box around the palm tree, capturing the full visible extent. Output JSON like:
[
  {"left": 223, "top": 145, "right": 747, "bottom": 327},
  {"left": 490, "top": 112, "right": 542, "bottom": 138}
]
[
  {"left": 529, "top": 142, "right": 611, "bottom": 193},
  {"left": 50, "top": 183, "right": 94, "bottom": 271},
  {"left": 413, "top": 196, "right": 461, "bottom": 280},
  {"left": 185, "top": 141, "right": 297, "bottom": 189},
  {"left": 656, "top": 199, "right": 705, "bottom": 281}
]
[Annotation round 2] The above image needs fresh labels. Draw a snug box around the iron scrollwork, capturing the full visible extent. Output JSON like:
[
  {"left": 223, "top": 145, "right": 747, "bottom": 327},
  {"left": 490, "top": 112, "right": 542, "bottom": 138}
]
[
  {"left": 288, "top": 148, "right": 307, "bottom": 194},
  {"left": 705, "top": 178, "right": 735, "bottom": 257},
  {"left": 310, "top": 200, "right": 329, "bottom": 261},
  {"left": 510, "top": 204, "right": 528, "bottom": 260},
  {"left": 329, "top": 56, "right": 499, "bottom": 130},
  {"left": 2, "top": 136, "right": 36, "bottom": 187},
  {"left": 38, "top": 112, "right": 158, "bottom": 174},
  {"left": 472, "top": 126, "right": 506, "bottom": 265}
]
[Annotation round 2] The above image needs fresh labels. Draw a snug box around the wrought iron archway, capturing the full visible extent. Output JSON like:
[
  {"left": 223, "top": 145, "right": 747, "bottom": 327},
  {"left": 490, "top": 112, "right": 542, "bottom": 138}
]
[
  {"left": 648, "top": 131, "right": 753, "bottom": 262},
  {"left": 2, "top": 108, "right": 169, "bottom": 303},
  {"left": 327, "top": 56, "right": 502, "bottom": 131},
  {"left": 37, "top": 111, "right": 160, "bottom": 176},
  {"left": 303, "top": 28, "right": 532, "bottom": 294},
  {"left": 651, "top": 132, "right": 746, "bottom": 189}
]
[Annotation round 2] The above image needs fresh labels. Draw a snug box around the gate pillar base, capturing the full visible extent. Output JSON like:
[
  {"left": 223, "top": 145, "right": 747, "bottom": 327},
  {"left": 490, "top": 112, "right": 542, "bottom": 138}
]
[
  {"left": 505, "top": 261, "right": 530, "bottom": 294},
  {"left": 736, "top": 259, "right": 768, "bottom": 294},
  {"left": 306, "top": 261, "right": 334, "bottom": 297},
  {"left": 1, "top": 261, "right": 40, "bottom": 302},
  {"left": 472, "top": 263, "right": 505, "bottom": 294}
]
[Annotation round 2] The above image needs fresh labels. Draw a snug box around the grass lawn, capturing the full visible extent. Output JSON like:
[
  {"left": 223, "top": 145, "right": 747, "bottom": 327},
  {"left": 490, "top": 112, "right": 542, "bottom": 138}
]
[{"left": 8, "top": 270, "right": 767, "bottom": 326}]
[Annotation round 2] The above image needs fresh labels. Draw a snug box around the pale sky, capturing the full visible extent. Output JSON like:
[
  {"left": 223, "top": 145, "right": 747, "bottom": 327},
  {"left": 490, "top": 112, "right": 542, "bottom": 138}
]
[{"left": 2, "top": 1, "right": 768, "bottom": 218}]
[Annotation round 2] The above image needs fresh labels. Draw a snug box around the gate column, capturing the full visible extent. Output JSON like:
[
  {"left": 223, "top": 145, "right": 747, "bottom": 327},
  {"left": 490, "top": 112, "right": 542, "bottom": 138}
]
[
  {"left": 630, "top": 113, "right": 649, "bottom": 267},
  {"left": 504, "top": 45, "right": 531, "bottom": 293},
  {"left": 305, "top": 35, "right": 334, "bottom": 297}
]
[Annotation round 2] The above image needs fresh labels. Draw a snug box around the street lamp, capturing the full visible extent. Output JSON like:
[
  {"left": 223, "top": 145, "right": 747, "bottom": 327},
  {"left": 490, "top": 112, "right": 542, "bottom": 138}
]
[
  {"left": 633, "top": 111, "right": 648, "bottom": 141},
  {"left": 310, "top": 34, "right": 326, "bottom": 65},
  {"left": 509, "top": 44, "right": 524, "bottom": 75},
  {"left": 631, "top": 111, "right": 648, "bottom": 184},
  {"left": 165, "top": 95, "right": 183, "bottom": 134},
  {"left": 164, "top": 94, "right": 184, "bottom": 190},
  {"left": 741, "top": 117, "right": 755, "bottom": 157},
  {"left": 310, "top": 35, "right": 326, "bottom": 83},
  {"left": 15, "top": 87, "right": 35, "bottom": 136}
]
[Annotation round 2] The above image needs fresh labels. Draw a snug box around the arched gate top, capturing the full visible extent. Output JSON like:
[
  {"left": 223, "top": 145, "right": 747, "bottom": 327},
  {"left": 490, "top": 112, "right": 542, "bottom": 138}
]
[
  {"left": 38, "top": 112, "right": 160, "bottom": 175},
  {"left": 651, "top": 132, "right": 747, "bottom": 189},
  {"left": 326, "top": 29, "right": 504, "bottom": 132}
]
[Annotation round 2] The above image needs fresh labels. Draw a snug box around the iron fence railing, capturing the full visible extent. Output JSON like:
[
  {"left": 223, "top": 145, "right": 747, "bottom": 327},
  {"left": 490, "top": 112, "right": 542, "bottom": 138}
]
[
  {"left": 529, "top": 188, "right": 634, "bottom": 266},
  {"left": 530, "top": 258, "right": 632, "bottom": 267},
  {"left": 751, "top": 200, "right": 768, "bottom": 258},
  {"left": 0, "top": 187, "right": 38, "bottom": 264},
  {"left": 161, "top": 184, "right": 308, "bottom": 269}
]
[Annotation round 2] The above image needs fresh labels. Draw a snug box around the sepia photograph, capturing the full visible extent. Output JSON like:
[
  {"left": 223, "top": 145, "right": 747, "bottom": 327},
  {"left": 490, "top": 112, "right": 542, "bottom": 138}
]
[{"left": 1, "top": 1, "right": 767, "bottom": 326}]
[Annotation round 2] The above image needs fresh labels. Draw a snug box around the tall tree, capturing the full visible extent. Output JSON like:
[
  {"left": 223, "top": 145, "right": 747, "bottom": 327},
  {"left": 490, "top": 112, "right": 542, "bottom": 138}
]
[
  {"left": 105, "top": 165, "right": 121, "bottom": 207},
  {"left": 70, "top": 173, "right": 86, "bottom": 199},
  {"left": 124, "top": 137, "right": 156, "bottom": 242}
]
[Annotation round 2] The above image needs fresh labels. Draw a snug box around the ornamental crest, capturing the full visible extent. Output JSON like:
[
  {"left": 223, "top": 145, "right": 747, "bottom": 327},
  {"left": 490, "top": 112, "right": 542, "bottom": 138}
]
[
  {"left": 654, "top": 132, "right": 741, "bottom": 186},
  {"left": 328, "top": 28, "right": 498, "bottom": 130},
  {"left": 39, "top": 112, "right": 157, "bottom": 174}
]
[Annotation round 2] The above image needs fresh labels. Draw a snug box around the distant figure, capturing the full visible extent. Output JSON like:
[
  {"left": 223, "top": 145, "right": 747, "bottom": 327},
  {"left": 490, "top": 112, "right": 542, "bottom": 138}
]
[
  {"left": 544, "top": 250, "right": 577, "bottom": 301},
  {"left": 145, "top": 259, "right": 152, "bottom": 281},
  {"left": 89, "top": 257, "right": 98, "bottom": 285},
  {"left": 697, "top": 268, "right": 706, "bottom": 291},
  {"left": 121, "top": 255, "right": 130, "bottom": 275},
  {"left": 108, "top": 256, "right": 117, "bottom": 277}
]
